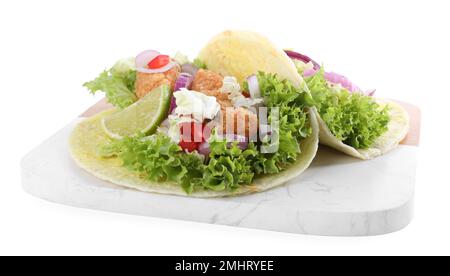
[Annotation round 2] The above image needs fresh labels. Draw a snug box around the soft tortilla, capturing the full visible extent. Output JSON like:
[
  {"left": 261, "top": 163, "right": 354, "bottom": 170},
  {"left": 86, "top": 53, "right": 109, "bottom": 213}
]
[
  {"left": 198, "top": 30, "right": 308, "bottom": 89},
  {"left": 69, "top": 30, "right": 320, "bottom": 197},
  {"left": 69, "top": 109, "right": 318, "bottom": 197},
  {"left": 315, "top": 99, "right": 410, "bottom": 160}
]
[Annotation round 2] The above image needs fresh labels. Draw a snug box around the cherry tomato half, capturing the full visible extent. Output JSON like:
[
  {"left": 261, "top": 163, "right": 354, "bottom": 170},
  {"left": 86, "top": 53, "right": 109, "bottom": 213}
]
[
  {"left": 180, "top": 122, "right": 204, "bottom": 143},
  {"left": 148, "top": 55, "right": 170, "bottom": 69},
  {"left": 179, "top": 140, "right": 199, "bottom": 152},
  {"left": 242, "top": 91, "right": 251, "bottom": 98}
]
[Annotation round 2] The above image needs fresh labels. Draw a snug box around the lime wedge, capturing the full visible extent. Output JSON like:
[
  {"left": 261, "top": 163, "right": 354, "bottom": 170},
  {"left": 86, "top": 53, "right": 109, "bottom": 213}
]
[{"left": 101, "top": 85, "right": 171, "bottom": 139}]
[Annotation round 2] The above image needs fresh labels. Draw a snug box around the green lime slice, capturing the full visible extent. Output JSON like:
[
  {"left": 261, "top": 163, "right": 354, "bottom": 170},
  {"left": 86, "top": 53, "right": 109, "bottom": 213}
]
[{"left": 101, "top": 85, "right": 171, "bottom": 139}]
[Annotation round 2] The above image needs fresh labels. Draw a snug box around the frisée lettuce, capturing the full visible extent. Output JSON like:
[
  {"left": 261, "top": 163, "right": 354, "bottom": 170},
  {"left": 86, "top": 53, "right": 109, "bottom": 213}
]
[
  {"left": 84, "top": 58, "right": 137, "bottom": 109},
  {"left": 202, "top": 133, "right": 258, "bottom": 191},
  {"left": 100, "top": 132, "right": 205, "bottom": 194},
  {"left": 305, "top": 68, "right": 389, "bottom": 149},
  {"left": 251, "top": 72, "right": 313, "bottom": 173},
  {"left": 99, "top": 72, "right": 314, "bottom": 194}
]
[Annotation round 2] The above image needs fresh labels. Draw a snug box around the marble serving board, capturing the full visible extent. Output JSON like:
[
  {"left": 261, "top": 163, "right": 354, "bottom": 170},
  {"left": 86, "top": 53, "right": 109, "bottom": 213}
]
[{"left": 21, "top": 100, "right": 421, "bottom": 236}]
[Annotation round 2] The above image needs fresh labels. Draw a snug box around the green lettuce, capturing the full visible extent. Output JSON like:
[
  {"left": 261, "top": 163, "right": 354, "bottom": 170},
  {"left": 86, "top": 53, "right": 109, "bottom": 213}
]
[
  {"left": 253, "top": 72, "right": 313, "bottom": 173},
  {"left": 101, "top": 133, "right": 204, "bottom": 194},
  {"left": 202, "top": 133, "right": 258, "bottom": 191},
  {"left": 84, "top": 58, "right": 137, "bottom": 109},
  {"left": 305, "top": 68, "right": 389, "bottom": 149},
  {"left": 100, "top": 72, "right": 314, "bottom": 193},
  {"left": 193, "top": 58, "right": 207, "bottom": 69}
]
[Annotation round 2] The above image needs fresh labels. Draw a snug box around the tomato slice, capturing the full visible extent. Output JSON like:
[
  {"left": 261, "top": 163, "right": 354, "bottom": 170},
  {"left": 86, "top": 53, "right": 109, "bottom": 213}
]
[
  {"left": 242, "top": 91, "right": 251, "bottom": 98},
  {"left": 179, "top": 122, "right": 207, "bottom": 152},
  {"left": 179, "top": 140, "right": 199, "bottom": 152},
  {"left": 148, "top": 55, "right": 170, "bottom": 69},
  {"left": 180, "top": 122, "right": 204, "bottom": 143}
]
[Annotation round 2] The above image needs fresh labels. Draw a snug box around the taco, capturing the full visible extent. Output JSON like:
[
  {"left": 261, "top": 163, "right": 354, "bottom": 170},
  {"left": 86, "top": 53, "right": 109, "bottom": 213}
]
[
  {"left": 70, "top": 31, "right": 319, "bottom": 197},
  {"left": 281, "top": 50, "right": 409, "bottom": 159}
]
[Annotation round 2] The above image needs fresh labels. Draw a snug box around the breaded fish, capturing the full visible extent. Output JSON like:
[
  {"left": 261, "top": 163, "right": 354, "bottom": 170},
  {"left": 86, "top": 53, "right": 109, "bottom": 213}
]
[
  {"left": 220, "top": 107, "right": 258, "bottom": 138},
  {"left": 191, "top": 69, "right": 224, "bottom": 91},
  {"left": 192, "top": 69, "right": 259, "bottom": 138},
  {"left": 135, "top": 65, "right": 181, "bottom": 98}
]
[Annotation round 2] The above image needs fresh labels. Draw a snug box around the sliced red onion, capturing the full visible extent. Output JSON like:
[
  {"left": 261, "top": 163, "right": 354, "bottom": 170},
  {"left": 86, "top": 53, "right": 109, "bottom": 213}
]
[
  {"left": 304, "top": 69, "right": 375, "bottom": 96},
  {"left": 174, "top": 73, "right": 193, "bottom": 92},
  {"left": 169, "top": 98, "right": 177, "bottom": 114},
  {"left": 284, "top": 50, "right": 320, "bottom": 70},
  {"left": 259, "top": 124, "right": 272, "bottom": 137},
  {"left": 136, "top": 50, "right": 159, "bottom": 68},
  {"left": 181, "top": 63, "right": 199, "bottom": 76},
  {"left": 136, "top": 61, "right": 177, "bottom": 74},
  {"left": 135, "top": 50, "right": 177, "bottom": 74},
  {"left": 170, "top": 73, "right": 194, "bottom": 113},
  {"left": 198, "top": 142, "right": 211, "bottom": 156},
  {"left": 365, "top": 89, "right": 376, "bottom": 96},
  {"left": 247, "top": 75, "right": 261, "bottom": 98},
  {"left": 223, "top": 134, "right": 248, "bottom": 150},
  {"left": 287, "top": 50, "right": 375, "bottom": 97},
  {"left": 324, "top": 72, "right": 362, "bottom": 93},
  {"left": 303, "top": 68, "right": 318, "bottom": 77}
]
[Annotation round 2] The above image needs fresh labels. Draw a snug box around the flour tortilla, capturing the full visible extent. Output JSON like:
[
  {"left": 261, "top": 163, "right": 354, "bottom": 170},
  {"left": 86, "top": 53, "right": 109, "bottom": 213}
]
[
  {"left": 69, "top": 30, "right": 319, "bottom": 197},
  {"left": 315, "top": 99, "right": 409, "bottom": 160},
  {"left": 198, "top": 30, "right": 410, "bottom": 160},
  {"left": 69, "top": 109, "right": 318, "bottom": 198},
  {"left": 198, "top": 30, "right": 308, "bottom": 89}
]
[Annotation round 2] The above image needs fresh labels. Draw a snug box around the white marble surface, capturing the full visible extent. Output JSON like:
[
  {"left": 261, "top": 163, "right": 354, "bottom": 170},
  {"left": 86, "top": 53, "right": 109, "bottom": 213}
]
[{"left": 21, "top": 121, "right": 417, "bottom": 236}]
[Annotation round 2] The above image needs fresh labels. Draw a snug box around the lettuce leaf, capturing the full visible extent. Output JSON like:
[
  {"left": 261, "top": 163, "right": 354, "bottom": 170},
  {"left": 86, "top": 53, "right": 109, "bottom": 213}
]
[
  {"left": 84, "top": 58, "right": 137, "bottom": 109},
  {"left": 202, "top": 133, "right": 258, "bottom": 191},
  {"left": 193, "top": 58, "right": 207, "bottom": 69},
  {"left": 305, "top": 68, "right": 389, "bottom": 149},
  {"left": 253, "top": 72, "right": 313, "bottom": 172},
  {"left": 101, "top": 133, "right": 204, "bottom": 194},
  {"left": 100, "top": 72, "right": 314, "bottom": 193}
]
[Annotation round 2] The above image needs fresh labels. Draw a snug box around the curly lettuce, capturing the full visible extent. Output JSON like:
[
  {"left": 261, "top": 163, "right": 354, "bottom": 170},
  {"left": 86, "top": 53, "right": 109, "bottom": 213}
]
[
  {"left": 100, "top": 72, "right": 314, "bottom": 194},
  {"left": 101, "top": 133, "right": 204, "bottom": 194},
  {"left": 305, "top": 68, "right": 389, "bottom": 149},
  {"left": 193, "top": 58, "right": 207, "bottom": 69},
  {"left": 252, "top": 72, "right": 313, "bottom": 173},
  {"left": 202, "top": 134, "right": 258, "bottom": 191},
  {"left": 84, "top": 58, "right": 137, "bottom": 109}
]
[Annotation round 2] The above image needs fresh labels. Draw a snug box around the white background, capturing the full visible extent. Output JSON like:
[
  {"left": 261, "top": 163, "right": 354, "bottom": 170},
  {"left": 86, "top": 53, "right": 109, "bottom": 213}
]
[{"left": 1, "top": 0, "right": 449, "bottom": 256}]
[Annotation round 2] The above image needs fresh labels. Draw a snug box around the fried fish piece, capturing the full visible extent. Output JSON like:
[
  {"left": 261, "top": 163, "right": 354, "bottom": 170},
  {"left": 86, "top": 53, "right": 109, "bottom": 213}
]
[
  {"left": 135, "top": 65, "right": 181, "bottom": 98},
  {"left": 191, "top": 69, "right": 224, "bottom": 92},
  {"left": 192, "top": 69, "right": 258, "bottom": 138},
  {"left": 220, "top": 107, "right": 258, "bottom": 138}
]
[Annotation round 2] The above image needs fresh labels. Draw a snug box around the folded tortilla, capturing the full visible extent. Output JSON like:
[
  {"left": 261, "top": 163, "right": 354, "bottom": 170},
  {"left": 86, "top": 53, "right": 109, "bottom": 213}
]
[
  {"left": 315, "top": 99, "right": 409, "bottom": 160},
  {"left": 199, "top": 30, "right": 409, "bottom": 160},
  {"left": 69, "top": 30, "right": 319, "bottom": 197}
]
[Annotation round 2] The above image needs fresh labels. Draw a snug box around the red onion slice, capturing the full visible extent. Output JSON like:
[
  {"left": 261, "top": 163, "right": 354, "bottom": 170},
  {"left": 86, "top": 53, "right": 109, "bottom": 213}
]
[
  {"left": 247, "top": 75, "right": 261, "bottom": 98},
  {"left": 136, "top": 61, "right": 177, "bottom": 74},
  {"left": 181, "top": 63, "right": 199, "bottom": 76},
  {"left": 135, "top": 50, "right": 177, "bottom": 74},
  {"left": 135, "top": 50, "right": 159, "bottom": 68},
  {"left": 303, "top": 68, "right": 318, "bottom": 77},
  {"left": 259, "top": 124, "right": 272, "bottom": 137},
  {"left": 284, "top": 50, "right": 320, "bottom": 70},
  {"left": 174, "top": 73, "right": 193, "bottom": 92},
  {"left": 324, "top": 72, "right": 362, "bottom": 93},
  {"left": 365, "top": 89, "right": 376, "bottom": 96},
  {"left": 169, "top": 98, "right": 177, "bottom": 114},
  {"left": 198, "top": 142, "right": 211, "bottom": 156},
  {"left": 302, "top": 68, "right": 375, "bottom": 96},
  {"left": 288, "top": 50, "right": 375, "bottom": 97},
  {"left": 223, "top": 134, "right": 248, "bottom": 150},
  {"left": 170, "top": 73, "right": 194, "bottom": 113}
]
